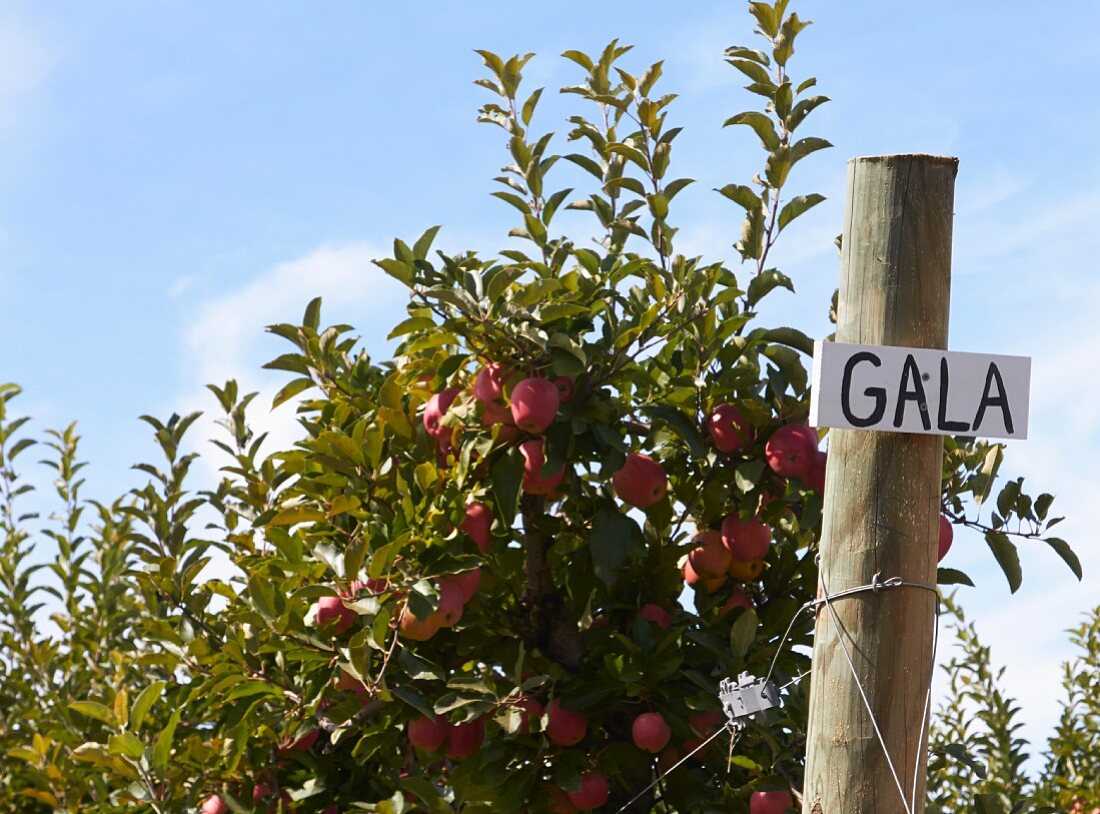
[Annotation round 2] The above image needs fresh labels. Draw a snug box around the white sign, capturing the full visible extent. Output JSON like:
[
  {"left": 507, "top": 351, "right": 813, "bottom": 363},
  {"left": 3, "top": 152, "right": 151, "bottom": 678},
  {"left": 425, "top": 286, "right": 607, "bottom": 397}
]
[{"left": 810, "top": 341, "right": 1031, "bottom": 440}]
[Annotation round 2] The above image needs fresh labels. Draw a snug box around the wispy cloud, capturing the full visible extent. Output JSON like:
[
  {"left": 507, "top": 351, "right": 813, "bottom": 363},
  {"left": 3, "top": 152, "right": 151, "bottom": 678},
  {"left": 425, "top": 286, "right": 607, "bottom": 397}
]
[
  {"left": 176, "top": 241, "right": 406, "bottom": 477},
  {"left": 0, "top": 6, "right": 53, "bottom": 133}
]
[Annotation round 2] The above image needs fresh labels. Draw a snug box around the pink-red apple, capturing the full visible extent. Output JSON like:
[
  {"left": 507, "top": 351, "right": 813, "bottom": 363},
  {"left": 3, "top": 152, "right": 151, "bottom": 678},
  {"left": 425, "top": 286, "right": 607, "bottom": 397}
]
[
  {"left": 707, "top": 403, "right": 752, "bottom": 453},
  {"left": 613, "top": 453, "right": 668, "bottom": 508},
  {"left": 444, "top": 717, "right": 485, "bottom": 760},
  {"left": 938, "top": 514, "right": 953, "bottom": 562},
  {"left": 200, "top": 795, "right": 228, "bottom": 814},
  {"left": 765, "top": 423, "right": 819, "bottom": 479},
  {"left": 718, "top": 587, "right": 753, "bottom": 618},
  {"left": 720, "top": 515, "right": 772, "bottom": 562},
  {"left": 423, "top": 388, "right": 460, "bottom": 438},
  {"left": 279, "top": 728, "right": 320, "bottom": 754},
  {"left": 399, "top": 604, "right": 440, "bottom": 642},
  {"left": 510, "top": 377, "right": 560, "bottom": 433},
  {"left": 566, "top": 772, "right": 609, "bottom": 810},
  {"left": 512, "top": 697, "right": 543, "bottom": 734},
  {"left": 750, "top": 789, "right": 795, "bottom": 814},
  {"left": 408, "top": 714, "right": 450, "bottom": 752},
  {"left": 638, "top": 603, "right": 671, "bottom": 630},
  {"left": 461, "top": 501, "right": 492, "bottom": 552},
  {"left": 554, "top": 376, "right": 575, "bottom": 402},
  {"left": 688, "top": 530, "right": 732, "bottom": 578},
  {"left": 546, "top": 699, "right": 587, "bottom": 746},
  {"left": 632, "top": 712, "right": 671, "bottom": 753},
  {"left": 521, "top": 440, "right": 565, "bottom": 495},
  {"left": 727, "top": 558, "right": 764, "bottom": 582},
  {"left": 442, "top": 568, "right": 480, "bottom": 603},
  {"left": 474, "top": 363, "right": 512, "bottom": 403},
  {"left": 314, "top": 595, "right": 356, "bottom": 636},
  {"left": 805, "top": 449, "right": 827, "bottom": 492},
  {"left": 429, "top": 580, "right": 464, "bottom": 628}
]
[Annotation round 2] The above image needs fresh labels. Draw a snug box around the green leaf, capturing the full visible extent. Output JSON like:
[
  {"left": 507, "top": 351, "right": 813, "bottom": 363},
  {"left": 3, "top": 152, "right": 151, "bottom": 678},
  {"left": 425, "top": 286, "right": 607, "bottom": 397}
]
[
  {"left": 723, "top": 111, "right": 780, "bottom": 151},
  {"left": 152, "top": 708, "right": 181, "bottom": 770},
  {"left": 729, "top": 608, "right": 758, "bottom": 660},
  {"left": 984, "top": 531, "right": 1022, "bottom": 593},
  {"left": 746, "top": 269, "right": 794, "bottom": 307},
  {"left": 271, "top": 377, "right": 315, "bottom": 409},
  {"left": 108, "top": 732, "right": 145, "bottom": 760},
  {"left": 717, "top": 184, "right": 760, "bottom": 211},
  {"left": 303, "top": 297, "right": 322, "bottom": 330},
  {"left": 777, "top": 193, "right": 825, "bottom": 232},
  {"left": 1043, "top": 537, "right": 1082, "bottom": 580},
  {"left": 936, "top": 568, "right": 974, "bottom": 587},
  {"left": 790, "top": 136, "right": 832, "bottom": 165},
  {"left": 130, "top": 682, "right": 166, "bottom": 730},
  {"left": 642, "top": 404, "right": 707, "bottom": 458},
  {"left": 763, "top": 326, "right": 814, "bottom": 355},
  {"left": 590, "top": 507, "right": 644, "bottom": 587},
  {"left": 69, "top": 701, "right": 115, "bottom": 726}
]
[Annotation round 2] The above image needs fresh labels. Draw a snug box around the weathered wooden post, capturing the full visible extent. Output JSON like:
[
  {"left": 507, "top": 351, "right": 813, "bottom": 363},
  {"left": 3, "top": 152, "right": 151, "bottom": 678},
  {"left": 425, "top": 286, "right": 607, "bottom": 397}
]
[{"left": 803, "top": 154, "right": 958, "bottom": 813}]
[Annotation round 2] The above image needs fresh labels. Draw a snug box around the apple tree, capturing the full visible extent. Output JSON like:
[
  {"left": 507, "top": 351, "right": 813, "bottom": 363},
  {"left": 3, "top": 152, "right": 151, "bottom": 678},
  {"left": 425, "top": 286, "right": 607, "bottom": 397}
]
[{"left": 0, "top": 2, "right": 1081, "bottom": 812}]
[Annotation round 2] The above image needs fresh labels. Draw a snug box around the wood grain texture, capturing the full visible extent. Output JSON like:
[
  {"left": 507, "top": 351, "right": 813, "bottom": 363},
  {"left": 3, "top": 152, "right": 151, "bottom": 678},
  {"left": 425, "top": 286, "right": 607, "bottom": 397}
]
[{"left": 803, "top": 155, "right": 957, "bottom": 814}]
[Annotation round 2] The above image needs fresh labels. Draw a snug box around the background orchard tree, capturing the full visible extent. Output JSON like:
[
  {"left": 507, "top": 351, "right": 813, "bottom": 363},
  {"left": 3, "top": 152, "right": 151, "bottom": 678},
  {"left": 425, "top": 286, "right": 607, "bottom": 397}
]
[{"left": 0, "top": 2, "right": 1082, "bottom": 812}]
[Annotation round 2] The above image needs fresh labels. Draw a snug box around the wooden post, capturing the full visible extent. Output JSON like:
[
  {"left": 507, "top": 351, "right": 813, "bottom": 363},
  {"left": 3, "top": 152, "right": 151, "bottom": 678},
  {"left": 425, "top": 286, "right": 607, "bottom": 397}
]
[{"left": 803, "top": 154, "right": 958, "bottom": 814}]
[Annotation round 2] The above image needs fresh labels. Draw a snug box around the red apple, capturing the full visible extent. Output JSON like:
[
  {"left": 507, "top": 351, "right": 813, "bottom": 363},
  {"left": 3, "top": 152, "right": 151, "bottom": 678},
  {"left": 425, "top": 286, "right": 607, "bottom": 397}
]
[
  {"left": 430, "top": 580, "right": 465, "bottom": 628},
  {"left": 423, "top": 387, "right": 460, "bottom": 438},
  {"left": 442, "top": 568, "right": 480, "bottom": 603},
  {"left": 938, "top": 513, "right": 953, "bottom": 562},
  {"left": 480, "top": 397, "right": 511, "bottom": 427},
  {"left": 510, "top": 376, "right": 561, "bottom": 434},
  {"left": 718, "top": 587, "right": 753, "bottom": 618},
  {"left": 613, "top": 453, "right": 668, "bottom": 508},
  {"left": 444, "top": 717, "right": 486, "bottom": 760},
  {"left": 554, "top": 376, "right": 575, "bottom": 402},
  {"left": 707, "top": 403, "right": 752, "bottom": 453},
  {"left": 512, "top": 697, "right": 543, "bottom": 734},
  {"left": 567, "top": 772, "right": 609, "bottom": 810},
  {"left": 365, "top": 577, "right": 389, "bottom": 594},
  {"left": 727, "top": 557, "right": 764, "bottom": 582},
  {"left": 548, "top": 787, "right": 578, "bottom": 813},
  {"left": 638, "top": 603, "right": 671, "bottom": 630},
  {"left": 521, "top": 440, "right": 565, "bottom": 495},
  {"left": 688, "top": 530, "right": 732, "bottom": 578},
  {"left": 750, "top": 789, "right": 795, "bottom": 814},
  {"left": 399, "top": 604, "right": 441, "bottom": 642},
  {"left": 280, "top": 727, "right": 320, "bottom": 754},
  {"left": 765, "top": 423, "right": 819, "bottom": 478},
  {"left": 334, "top": 669, "right": 370, "bottom": 697},
  {"left": 688, "top": 711, "right": 722, "bottom": 737},
  {"left": 314, "top": 595, "right": 356, "bottom": 636},
  {"left": 632, "top": 712, "right": 671, "bottom": 753},
  {"left": 474, "top": 363, "right": 512, "bottom": 403},
  {"left": 252, "top": 784, "right": 291, "bottom": 809},
  {"left": 322, "top": 806, "right": 339, "bottom": 814},
  {"left": 720, "top": 516, "right": 772, "bottom": 562},
  {"left": 546, "top": 699, "right": 587, "bottom": 746},
  {"left": 461, "top": 501, "right": 492, "bottom": 552},
  {"left": 683, "top": 557, "right": 725, "bottom": 591},
  {"left": 200, "top": 795, "right": 228, "bottom": 814},
  {"left": 805, "top": 449, "right": 827, "bottom": 492},
  {"left": 408, "top": 714, "right": 450, "bottom": 752}
]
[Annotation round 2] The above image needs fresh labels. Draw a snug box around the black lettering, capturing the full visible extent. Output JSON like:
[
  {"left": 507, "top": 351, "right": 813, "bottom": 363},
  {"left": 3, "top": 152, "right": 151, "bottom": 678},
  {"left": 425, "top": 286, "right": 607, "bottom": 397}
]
[
  {"left": 936, "top": 357, "right": 970, "bottom": 432},
  {"left": 893, "top": 354, "right": 931, "bottom": 430},
  {"left": 972, "top": 363, "right": 1014, "bottom": 434},
  {"left": 841, "top": 351, "right": 886, "bottom": 428}
]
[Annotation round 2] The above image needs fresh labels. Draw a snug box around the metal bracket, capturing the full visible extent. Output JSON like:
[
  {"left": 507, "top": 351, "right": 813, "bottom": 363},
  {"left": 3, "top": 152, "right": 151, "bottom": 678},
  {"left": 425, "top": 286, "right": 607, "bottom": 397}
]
[{"left": 719, "top": 672, "right": 780, "bottom": 723}]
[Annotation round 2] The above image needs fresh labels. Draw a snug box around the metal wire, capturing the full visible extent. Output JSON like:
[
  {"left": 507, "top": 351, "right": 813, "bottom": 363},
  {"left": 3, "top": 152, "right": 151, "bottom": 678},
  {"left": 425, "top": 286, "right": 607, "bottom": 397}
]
[
  {"left": 612, "top": 722, "right": 738, "bottom": 814},
  {"left": 816, "top": 570, "right": 941, "bottom": 814}
]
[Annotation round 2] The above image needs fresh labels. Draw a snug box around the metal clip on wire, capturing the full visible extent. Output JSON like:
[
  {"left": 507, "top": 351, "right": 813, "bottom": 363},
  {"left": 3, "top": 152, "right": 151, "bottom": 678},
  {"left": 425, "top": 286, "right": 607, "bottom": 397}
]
[{"left": 719, "top": 672, "right": 780, "bottom": 725}]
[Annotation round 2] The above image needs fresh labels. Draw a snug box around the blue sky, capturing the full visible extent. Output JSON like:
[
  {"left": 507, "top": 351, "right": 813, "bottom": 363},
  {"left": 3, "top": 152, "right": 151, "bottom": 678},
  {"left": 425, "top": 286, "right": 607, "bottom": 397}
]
[{"left": 4, "top": 0, "right": 1099, "bottom": 772}]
